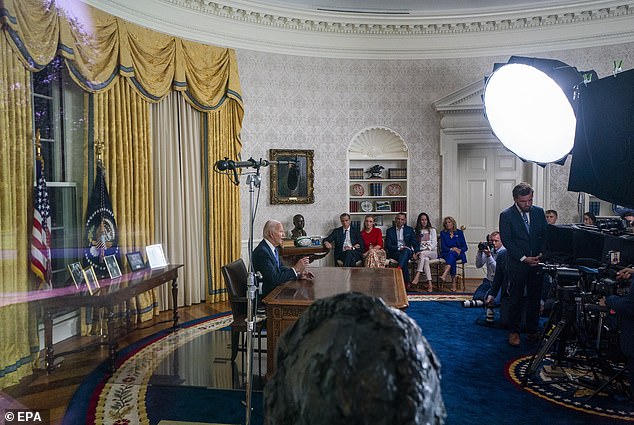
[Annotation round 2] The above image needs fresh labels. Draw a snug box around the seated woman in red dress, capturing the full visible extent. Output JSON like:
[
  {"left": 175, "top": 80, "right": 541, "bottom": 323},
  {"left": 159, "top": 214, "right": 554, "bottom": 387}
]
[{"left": 360, "top": 215, "right": 386, "bottom": 268}]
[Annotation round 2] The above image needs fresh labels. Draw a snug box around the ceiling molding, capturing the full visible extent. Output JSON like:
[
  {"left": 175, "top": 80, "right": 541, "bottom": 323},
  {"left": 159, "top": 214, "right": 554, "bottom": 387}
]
[{"left": 84, "top": 0, "right": 634, "bottom": 58}]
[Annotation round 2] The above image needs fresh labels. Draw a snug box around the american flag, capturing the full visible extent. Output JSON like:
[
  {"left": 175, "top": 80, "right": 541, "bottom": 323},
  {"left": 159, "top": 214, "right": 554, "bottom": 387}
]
[{"left": 31, "top": 154, "right": 52, "bottom": 289}]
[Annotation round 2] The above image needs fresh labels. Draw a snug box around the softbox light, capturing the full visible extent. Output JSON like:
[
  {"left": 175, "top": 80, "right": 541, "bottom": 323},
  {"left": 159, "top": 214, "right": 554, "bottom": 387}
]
[{"left": 483, "top": 56, "right": 594, "bottom": 164}]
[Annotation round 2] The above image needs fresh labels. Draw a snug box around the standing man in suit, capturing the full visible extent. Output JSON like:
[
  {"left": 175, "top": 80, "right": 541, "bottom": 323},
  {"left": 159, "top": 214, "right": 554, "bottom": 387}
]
[
  {"left": 604, "top": 267, "right": 634, "bottom": 400},
  {"left": 499, "top": 182, "right": 548, "bottom": 347},
  {"left": 323, "top": 213, "right": 364, "bottom": 266},
  {"left": 386, "top": 212, "right": 419, "bottom": 285},
  {"left": 253, "top": 219, "right": 312, "bottom": 298}
]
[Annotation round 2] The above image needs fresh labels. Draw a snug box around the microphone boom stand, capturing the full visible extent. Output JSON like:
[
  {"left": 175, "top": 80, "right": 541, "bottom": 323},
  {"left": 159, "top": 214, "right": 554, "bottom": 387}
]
[
  {"left": 214, "top": 156, "right": 295, "bottom": 424},
  {"left": 244, "top": 169, "right": 261, "bottom": 425}
]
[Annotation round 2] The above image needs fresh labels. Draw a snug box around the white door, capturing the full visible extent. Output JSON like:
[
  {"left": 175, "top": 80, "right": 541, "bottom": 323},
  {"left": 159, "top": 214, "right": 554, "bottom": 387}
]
[{"left": 458, "top": 144, "right": 523, "bottom": 268}]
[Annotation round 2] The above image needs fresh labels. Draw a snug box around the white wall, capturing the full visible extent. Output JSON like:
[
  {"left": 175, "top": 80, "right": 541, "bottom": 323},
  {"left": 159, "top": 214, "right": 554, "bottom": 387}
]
[{"left": 236, "top": 41, "right": 634, "bottom": 241}]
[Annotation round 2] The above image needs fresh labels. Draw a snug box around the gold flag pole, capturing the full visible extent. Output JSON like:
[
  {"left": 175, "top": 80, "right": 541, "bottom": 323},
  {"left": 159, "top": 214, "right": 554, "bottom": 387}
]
[{"left": 95, "top": 140, "right": 104, "bottom": 165}]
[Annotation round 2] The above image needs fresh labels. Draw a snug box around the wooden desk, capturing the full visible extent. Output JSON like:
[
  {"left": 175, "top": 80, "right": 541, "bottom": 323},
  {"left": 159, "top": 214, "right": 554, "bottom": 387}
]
[
  {"left": 263, "top": 267, "right": 407, "bottom": 375},
  {"left": 279, "top": 244, "right": 329, "bottom": 264},
  {"left": 38, "top": 264, "right": 183, "bottom": 373}
]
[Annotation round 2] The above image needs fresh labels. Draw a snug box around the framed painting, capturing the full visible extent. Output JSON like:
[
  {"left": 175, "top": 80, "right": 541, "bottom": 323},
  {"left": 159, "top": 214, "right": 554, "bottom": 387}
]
[{"left": 269, "top": 149, "right": 314, "bottom": 204}]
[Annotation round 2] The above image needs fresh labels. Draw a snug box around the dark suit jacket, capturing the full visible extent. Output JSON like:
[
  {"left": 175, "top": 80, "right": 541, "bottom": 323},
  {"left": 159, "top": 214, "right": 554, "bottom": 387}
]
[
  {"left": 489, "top": 247, "right": 509, "bottom": 299},
  {"left": 323, "top": 226, "right": 364, "bottom": 260},
  {"left": 606, "top": 279, "right": 634, "bottom": 358},
  {"left": 385, "top": 225, "right": 419, "bottom": 258},
  {"left": 252, "top": 239, "right": 297, "bottom": 297},
  {"left": 499, "top": 204, "right": 547, "bottom": 272}
]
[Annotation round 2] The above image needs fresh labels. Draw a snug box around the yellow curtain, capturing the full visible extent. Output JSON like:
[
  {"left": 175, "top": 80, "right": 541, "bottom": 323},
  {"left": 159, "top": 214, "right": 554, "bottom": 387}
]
[
  {"left": 204, "top": 100, "right": 243, "bottom": 302},
  {"left": 92, "top": 78, "right": 157, "bottom": 324},
  {"left": 1, "top": 0, "right": 242, "bottom": 106},
  {"left": 0, "top": 35, "right": 39, "bottom": 388}
]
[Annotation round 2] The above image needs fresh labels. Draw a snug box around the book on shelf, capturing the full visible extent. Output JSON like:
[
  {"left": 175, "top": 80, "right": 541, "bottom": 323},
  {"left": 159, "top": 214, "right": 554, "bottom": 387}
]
[
  {"left": 391, "top": 200, "right": 407, "bottom": 212},
  {"left": 369, "top": 182, "right": 383, "bottom": 196},
  {"left": 349, "top": 168, "right": 364, "bottom": 179},
  {"left": 350, "top": 200, "right": 360, "bottom": 213},
  {"left": 387, "top": 168, "right": 407, "bottom": 179}
]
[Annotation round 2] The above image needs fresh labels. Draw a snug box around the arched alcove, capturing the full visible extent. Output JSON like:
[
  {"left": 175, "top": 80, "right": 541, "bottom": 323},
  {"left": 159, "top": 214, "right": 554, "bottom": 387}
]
[{"left": 347, "top": 127, "right": 409, "bottom": 232}]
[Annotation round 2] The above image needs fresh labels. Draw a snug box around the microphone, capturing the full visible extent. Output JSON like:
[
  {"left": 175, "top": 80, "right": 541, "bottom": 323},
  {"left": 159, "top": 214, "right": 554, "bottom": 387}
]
[
  {"left": 214, "top": 157, "right": 298, "bottom": 171},
  {"left": 214, "top": 157, "right": 258, "bottom": 171},
  {"left": 214, "top": 156, "right": 299, "bottom": 189}
]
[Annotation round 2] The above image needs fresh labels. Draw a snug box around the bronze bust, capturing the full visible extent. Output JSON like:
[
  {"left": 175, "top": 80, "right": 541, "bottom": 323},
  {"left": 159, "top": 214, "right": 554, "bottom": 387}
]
[{"left": 290, "top": 214, "right": 307, "bottom": 239}]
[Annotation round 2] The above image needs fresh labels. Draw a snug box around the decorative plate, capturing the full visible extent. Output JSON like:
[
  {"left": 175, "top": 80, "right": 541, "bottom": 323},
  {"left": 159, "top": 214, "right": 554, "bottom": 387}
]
[
  {"left": 360, "top": 200, "right": 373, "bottom": 212},
  {"left": 295, "top": 236, "right": 312, "bottom": 247},
  {"left": 386, "top": 183, "right": 402, "bottom": 196},
  {"left": 351, "top": 184, "right": 364, "bottom": 196}
]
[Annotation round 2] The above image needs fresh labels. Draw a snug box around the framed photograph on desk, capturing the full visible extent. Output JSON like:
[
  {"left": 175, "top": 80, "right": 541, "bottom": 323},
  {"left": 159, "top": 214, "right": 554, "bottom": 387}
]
[
  {"left": 146, "top": 244, "right": 168, "bottom": 269},
  {"left": 83, "top": 266, "right": 100, "bottom": 295},
  {"left": 126, "top": 251, "right": 146, "bottom": 271},
  {"left": 104, "top": 255, "right": 122, "bottom": 279},
  {"left": 68, "top": 262, "right": 84, "bottom": 288}
]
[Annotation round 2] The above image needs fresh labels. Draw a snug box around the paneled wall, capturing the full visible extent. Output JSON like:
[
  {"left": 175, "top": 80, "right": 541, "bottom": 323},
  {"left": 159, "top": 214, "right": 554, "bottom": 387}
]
[{"left": 236, "top": 42, "right": 634, "bottom": 242}]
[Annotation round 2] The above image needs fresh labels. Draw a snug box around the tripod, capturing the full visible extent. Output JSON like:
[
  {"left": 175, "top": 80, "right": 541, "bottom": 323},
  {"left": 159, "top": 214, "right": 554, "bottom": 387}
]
[{"left": 522, "top": 284, "right": 628, "bottom": 399}]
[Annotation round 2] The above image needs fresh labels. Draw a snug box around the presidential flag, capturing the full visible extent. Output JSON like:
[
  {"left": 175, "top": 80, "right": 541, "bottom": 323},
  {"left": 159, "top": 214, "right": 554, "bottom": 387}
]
[
  {"left": 31, "top": 153, "right": 52, "bottom": 290},
  {"left": 84, "top": 161, "right": 119, "bottom": 278}
]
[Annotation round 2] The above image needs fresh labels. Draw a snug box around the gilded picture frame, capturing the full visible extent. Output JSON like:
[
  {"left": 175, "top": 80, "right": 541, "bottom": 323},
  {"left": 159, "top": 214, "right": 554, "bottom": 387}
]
[
  {"left": 83, "top": 266, "right": 100, "bottom": 295},
  {"left": 270, "top": 149, "right": 314, "bottom": 204}
]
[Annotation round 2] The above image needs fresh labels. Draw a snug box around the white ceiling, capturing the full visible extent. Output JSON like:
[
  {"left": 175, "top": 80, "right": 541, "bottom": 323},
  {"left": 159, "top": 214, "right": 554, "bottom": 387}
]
[
  {"left": 251, "top": 0, "right": 600, "bottom": 16},
  {"left": 88, "top": 0, "right": 634, "bottom": 58}
]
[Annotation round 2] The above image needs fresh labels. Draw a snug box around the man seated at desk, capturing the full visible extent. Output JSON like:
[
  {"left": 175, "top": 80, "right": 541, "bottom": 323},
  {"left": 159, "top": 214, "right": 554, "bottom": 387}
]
[
  {"left": 323, "top": 213, "right": 364, "bottom": 267},
  {"left": 253, "top": 219, "right": 313, "bottom": 297}
]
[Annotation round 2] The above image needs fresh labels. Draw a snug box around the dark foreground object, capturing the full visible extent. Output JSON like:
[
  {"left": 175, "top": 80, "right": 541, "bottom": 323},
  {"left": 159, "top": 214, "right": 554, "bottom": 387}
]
[{"left": 264, "top": 292, "right": 446, "bottom": 425}]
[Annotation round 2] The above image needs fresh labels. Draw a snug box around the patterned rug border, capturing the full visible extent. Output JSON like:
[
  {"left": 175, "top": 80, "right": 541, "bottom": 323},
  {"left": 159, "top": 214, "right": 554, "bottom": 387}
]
[
  {"left": 407, "top": 292, "right": 471, "bottom": 302},
  {"left": 506, "top": 355, "right": 634, "bottom": 422},
  {"left": 89, "top": 313, "right": 234, "bottom": 425},
  {"left": 74, "top": 297, "right": 474, "bottom": 424}
]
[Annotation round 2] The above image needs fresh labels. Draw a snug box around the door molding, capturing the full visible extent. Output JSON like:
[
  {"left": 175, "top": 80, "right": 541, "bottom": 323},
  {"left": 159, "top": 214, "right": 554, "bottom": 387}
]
[{"left": 433, "top": 80, "right": 544, "bottom": 222}]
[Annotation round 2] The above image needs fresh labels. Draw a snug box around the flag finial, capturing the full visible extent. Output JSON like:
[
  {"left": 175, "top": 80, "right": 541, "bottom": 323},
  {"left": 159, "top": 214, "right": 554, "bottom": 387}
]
[{"left": 95, "top": 140, "right": 105, "bottom": 164}]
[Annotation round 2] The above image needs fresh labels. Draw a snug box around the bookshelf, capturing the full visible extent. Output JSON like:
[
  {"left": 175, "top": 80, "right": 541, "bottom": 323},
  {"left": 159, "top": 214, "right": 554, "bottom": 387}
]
[{"left": 348, "top": 128, "right": 409, "bottom": 234}]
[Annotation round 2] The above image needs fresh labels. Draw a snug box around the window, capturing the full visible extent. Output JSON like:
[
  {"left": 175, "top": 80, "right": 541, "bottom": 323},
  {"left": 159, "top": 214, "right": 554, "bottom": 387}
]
[{"left": 32, "top": 59, "right": 85, "bottom": 287}]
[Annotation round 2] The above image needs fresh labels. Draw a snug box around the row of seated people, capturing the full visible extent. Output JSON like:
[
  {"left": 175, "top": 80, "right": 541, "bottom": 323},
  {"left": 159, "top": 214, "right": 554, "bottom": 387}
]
[{"left": 322, "top": 212, "right": 467, "bottom": 292}]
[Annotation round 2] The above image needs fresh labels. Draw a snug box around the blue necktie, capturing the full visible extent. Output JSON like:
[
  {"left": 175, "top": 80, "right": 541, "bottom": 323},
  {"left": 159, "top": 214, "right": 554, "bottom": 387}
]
[
  {"left": 522, "top": 212, "right": 530, "bottom": 233},
  {"left": 273, "top": 248, "right": 280, "bottom": 267}
]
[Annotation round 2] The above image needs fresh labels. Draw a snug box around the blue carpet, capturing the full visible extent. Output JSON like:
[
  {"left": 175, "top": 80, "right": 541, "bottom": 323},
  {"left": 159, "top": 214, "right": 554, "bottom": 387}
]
[
  {"left": 408, "top": 301, "right": 630, "bottom": 425},
  {"left": 65, "top": 302, "right": 631, "bottom": 424}
]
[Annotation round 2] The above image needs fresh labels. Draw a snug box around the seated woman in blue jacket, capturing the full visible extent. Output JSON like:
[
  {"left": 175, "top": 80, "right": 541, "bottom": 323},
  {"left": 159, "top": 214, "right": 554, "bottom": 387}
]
[{"left": 439, "top": 216, "right": 467, "bottom": 292}]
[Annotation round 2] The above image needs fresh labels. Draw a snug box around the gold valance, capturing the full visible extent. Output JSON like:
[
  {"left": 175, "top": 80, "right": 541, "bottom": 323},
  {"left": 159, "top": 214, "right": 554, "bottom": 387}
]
[{"left": 0, "top": 0, "right": 242, "bottom": 111}]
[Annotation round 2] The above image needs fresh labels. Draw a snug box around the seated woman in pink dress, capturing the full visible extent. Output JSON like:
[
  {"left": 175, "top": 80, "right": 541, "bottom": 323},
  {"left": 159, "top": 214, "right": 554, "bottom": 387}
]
[
  {"left": 439, "top": 216, "right": 468, "bottom": 292},
  {"left": 360, "top": 215, "right": 386, "bottom": 268},
  {"left": 411, "top": 212, "right": 438, "bottom": 292}
]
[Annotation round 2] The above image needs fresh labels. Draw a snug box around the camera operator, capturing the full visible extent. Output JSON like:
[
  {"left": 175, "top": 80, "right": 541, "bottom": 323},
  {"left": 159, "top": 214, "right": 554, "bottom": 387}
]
[
  {"left": 603, "top": 267, "right": 634, "bottom": 400},
  {"left": 475, "top": 232, "right": 503, "bottom": 288}
]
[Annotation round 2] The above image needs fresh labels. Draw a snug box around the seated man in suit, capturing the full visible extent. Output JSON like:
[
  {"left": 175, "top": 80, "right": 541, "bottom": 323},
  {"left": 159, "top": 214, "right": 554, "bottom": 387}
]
[
  {"left": 253, "top": 219, "right": 313, "bottom": 298},
  {"left": 323, "top": 213, "right": 364, "bottom": 267},
  {"left": 386, "top": 212, "right": 419, "bottom": 285}
]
